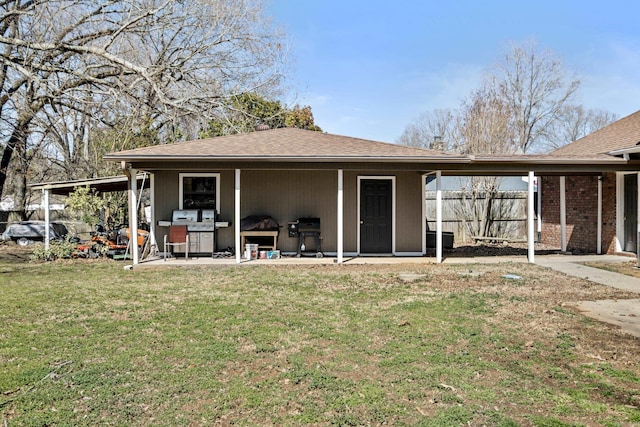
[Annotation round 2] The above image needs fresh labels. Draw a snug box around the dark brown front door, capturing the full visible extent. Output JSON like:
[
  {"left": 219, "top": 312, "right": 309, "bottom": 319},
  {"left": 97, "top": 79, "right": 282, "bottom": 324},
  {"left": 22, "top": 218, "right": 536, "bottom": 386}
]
[
  {"left": 624, "top": 174, "right": 638, "bottom": 253},
  {"left": 360, "top": 179, "right": 392, "bottom": 253}
]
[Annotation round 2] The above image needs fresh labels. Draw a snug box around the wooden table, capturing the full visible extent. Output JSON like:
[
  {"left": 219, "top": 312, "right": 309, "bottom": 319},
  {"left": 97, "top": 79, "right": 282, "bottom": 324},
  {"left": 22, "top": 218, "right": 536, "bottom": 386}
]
[{"left": 240, "top": 230, "right": 278, "bottom": 251}]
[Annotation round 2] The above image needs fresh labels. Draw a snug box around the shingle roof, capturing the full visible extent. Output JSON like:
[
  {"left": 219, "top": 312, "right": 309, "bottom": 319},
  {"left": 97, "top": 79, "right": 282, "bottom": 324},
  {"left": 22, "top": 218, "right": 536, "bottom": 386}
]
[
  {"left": 105, "top": 127, "right": 459, "bottom": 162},
  {"left": 551, "top": 109, "right": 640, "bottom": 158}
]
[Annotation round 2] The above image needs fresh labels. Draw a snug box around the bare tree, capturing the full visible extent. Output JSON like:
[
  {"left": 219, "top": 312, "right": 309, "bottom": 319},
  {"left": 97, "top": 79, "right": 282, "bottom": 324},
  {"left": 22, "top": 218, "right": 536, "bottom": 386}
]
[
  {"left": 454, "top": 84, "right": 516, "bottom": 155},
  {"left": 398, "top": 40, "right": 583, "bottom": 155},
  {"left": 491, "top": 39, "right": 580, "bottom": 153},
  {"left": 0, "top": 0, "right": 287, "bottom": 216},
  {"left": 396, "top": 109, "right": 456, "bottom": 150},
  {"left": 399, "top": 39, "right": 615, "bottom": 240},
  {"left": 545, "top": 105, "right": 618, "bottom": 150},
  {"left": 454, "top": 84, "right": 517, "bottom": 238}
]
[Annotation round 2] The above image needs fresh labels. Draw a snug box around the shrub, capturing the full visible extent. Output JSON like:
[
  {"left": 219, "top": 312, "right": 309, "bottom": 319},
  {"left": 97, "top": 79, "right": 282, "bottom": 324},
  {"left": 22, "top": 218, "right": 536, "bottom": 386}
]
[{"left": 30, "top": 239, "right": 79, "bottom": 261}]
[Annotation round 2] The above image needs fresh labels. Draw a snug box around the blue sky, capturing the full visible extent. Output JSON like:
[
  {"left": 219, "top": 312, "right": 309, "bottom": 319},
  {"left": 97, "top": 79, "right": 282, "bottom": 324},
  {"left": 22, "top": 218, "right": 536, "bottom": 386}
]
[{"left": 268, "top": 0, "right": 640, "bottom": 143}]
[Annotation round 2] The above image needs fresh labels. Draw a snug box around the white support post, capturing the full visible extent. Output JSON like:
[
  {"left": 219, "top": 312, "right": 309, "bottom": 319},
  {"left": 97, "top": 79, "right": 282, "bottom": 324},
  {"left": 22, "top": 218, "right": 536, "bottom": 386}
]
[
  {"left": 337, "top": 169, "right": 344, "bottom": 264},
  {"left": 560, "top": 176, "right": 567, "bottom": 252},
  {"left": 637, "top": 172, "right": 640, "bottom": 265},
  {"left": 436, "top": 170, "right": 442, "bottom": 263},
  {"left": 43, "top": 189, "right": 50, "bottom": 252},
  {"left": 597, "top": 176, "right": 603, "bottom": 254},
  {"left": 615, "top": 173, "right": 624, "bottom": 253},
  {"left": 422, "top": 174, "right": 427, "bottom": 255},
  {"left": 129, "top": 167, "right": 139, "bottom": 265},
  {"left": 536, "top": 176, "right": 542, "bottom": 241},
  {"left": 528, "top": 171, "right": 535, "bottom": 263},
  {"left": 235, "top": 169, "right": 241, "bottom": 264}
]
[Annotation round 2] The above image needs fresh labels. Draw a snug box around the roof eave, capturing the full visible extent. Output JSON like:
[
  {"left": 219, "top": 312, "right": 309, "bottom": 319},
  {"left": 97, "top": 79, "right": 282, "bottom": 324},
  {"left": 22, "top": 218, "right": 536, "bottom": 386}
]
[
  {"left": 607, "top": 146, "right": 640, "bottom": 157},
  {"left": 471, "top": 157, "right": 628, "bottom": 165},
  {"left": 103, "top": 155, "right": 471, "bottom": 164}
]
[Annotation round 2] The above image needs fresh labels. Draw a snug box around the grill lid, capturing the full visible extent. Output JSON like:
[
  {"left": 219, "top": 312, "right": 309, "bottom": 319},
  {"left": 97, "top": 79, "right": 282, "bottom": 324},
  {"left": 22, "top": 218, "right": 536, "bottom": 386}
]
[
  {"left": 201, "top": 210, "right": 216, "bottom": 221},
  {"left": 172, "top": 209, "right": 198, "bottom": 222},
  {"left": 297, "top": 217, "right": 320, "bottom": 231}
]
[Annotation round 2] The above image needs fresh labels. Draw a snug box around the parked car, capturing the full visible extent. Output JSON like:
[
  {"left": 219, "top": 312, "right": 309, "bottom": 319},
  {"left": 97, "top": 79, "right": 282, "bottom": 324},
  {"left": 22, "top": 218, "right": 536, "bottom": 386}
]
[{"left": 1, "top": 221, "right": 69, "bottom": 246}]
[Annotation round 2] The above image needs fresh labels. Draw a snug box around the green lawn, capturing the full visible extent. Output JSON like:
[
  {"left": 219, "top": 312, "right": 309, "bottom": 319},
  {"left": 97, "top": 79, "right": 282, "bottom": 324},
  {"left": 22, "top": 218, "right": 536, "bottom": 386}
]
[{"left": 1, "top": 259, "right": 639, "bottom": 426}]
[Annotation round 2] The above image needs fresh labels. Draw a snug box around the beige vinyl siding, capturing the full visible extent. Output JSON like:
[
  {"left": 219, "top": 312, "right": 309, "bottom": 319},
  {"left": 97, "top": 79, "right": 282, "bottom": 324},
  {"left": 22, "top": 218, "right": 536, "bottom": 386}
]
[
  {"left": 395, "top": 171, "right": 424, "bottom": 252},
  {"left": 153, "top": 170, "right": 236, "bottom": 249},
  {"left": 153, "top": 168, "right": 425, "bottom": 254},
  {"left": 152, "top": 171, "right": 177, "bottom": 250},
  {"left": 240, "top": 170, "right": 337, "bottom": 253},
  {"left": 343, "top": 172, "right": 359, "bottom": 253}
]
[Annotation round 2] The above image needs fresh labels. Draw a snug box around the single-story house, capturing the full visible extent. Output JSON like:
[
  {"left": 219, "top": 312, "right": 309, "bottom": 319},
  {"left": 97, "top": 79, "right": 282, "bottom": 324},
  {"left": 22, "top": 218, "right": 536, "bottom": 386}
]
[
  {"left": 31, "top": 120, "right": 640, "bottom": 266},
  {"left": 103, "top": 127, "right": 469, "bottom": 264}
]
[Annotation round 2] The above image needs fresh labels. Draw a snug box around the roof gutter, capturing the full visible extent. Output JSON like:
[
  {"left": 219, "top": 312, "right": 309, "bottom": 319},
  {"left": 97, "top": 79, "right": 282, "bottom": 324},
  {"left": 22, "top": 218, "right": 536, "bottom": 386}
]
[
  {"left": 607, "top": 145, "right": 640, "bottom": 157},
  {"left": 29, "top": 174, "right": 149, "bottom": 193},
  {"left": 470, "top": 157, "right": 628, "bottom": 165},
  {"left": 103, "top": 155, "right": 473, "bottom": 164}
]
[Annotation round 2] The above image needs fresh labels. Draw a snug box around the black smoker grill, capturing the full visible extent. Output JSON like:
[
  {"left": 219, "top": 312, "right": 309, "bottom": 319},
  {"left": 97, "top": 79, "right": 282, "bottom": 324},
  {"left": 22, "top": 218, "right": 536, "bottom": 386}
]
[{"left": 288, "top": 217, "right": 323, "bottom": 257}]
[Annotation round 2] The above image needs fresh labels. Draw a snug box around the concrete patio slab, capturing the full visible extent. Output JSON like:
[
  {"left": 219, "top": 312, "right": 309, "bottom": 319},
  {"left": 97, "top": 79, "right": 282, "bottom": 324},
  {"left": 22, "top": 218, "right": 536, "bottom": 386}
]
[
  {"left": 536, "top": 254, "right": 640, "bottom": 293},
  {"left": 567, "top": 299, "right": 640, "bottom": 338}
]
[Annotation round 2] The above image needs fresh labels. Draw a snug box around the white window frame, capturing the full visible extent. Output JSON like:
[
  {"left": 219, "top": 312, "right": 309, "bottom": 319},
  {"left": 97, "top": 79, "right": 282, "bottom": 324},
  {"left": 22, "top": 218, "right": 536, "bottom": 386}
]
[{"left": 179, "top": 172, "right": 221, "bottom": 213}]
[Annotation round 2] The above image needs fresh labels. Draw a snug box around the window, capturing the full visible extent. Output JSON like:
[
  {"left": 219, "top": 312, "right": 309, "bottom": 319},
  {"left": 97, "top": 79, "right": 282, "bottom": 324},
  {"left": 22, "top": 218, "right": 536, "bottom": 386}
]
[{"left": 179, "top": 173, "right": 220, "bottom": 212}]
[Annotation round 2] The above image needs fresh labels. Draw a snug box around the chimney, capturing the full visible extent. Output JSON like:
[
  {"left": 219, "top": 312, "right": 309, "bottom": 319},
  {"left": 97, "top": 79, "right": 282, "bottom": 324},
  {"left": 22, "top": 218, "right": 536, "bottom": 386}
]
[{"left": 430, "top": 135, "right": 444, "bottom": 151}]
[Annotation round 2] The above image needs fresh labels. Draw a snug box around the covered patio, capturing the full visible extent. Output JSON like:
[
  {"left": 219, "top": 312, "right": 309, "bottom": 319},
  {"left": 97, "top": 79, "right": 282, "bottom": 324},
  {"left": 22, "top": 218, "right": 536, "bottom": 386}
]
[{"left": 31, "top": 127, "right": 640, "bottom": 266}]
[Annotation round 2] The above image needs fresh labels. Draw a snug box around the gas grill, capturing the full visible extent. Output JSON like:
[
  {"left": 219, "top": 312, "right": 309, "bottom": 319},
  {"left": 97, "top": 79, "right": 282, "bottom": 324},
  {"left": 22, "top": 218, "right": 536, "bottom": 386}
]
[
  {"left": 288, "top": 217, "right": 322, "bottom": 257},
  {"left": 171, "top": 209, "right": 216, "bottom": 232},
  {"left": 171, "top": 209, "right": 199, "bottom": 227},
  {"left": 171, "top": 209, "right": 215, "bottom": 254}
]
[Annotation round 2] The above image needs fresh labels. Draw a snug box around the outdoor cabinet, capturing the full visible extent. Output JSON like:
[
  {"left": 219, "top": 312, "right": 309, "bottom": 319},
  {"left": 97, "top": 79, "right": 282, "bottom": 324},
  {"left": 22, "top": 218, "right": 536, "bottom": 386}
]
[
  {"left": 199, "top": 232, "right": 214, "bottom": 253},
  {"left": 187, "top": 231, "right": 215, "bottom": 255}
]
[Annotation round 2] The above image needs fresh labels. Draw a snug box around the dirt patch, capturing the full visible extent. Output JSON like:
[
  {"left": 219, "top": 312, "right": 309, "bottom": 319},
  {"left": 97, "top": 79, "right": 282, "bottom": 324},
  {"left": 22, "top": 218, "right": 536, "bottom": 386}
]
[
  {"left": 0, "top": 242, "right": 33, "bottom": 263},
  {"left": 442, "top": 241, "right": 561, "bottom": 257}
]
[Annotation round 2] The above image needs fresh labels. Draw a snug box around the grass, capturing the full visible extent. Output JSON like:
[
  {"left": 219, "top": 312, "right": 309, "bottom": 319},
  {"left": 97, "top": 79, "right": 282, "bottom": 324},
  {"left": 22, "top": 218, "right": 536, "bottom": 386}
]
[
  {"left": 582, "top": 259, "right": 640, "bottom": 279},
  {"left": 1, "top": 259, "right": 639, "bottom": 426}
]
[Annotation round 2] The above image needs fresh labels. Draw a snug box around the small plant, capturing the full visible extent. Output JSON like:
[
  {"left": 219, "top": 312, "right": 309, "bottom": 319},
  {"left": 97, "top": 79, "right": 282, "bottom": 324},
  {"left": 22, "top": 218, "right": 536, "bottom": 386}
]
[{"left": 30, "top": 238, "right": 79, "bottom": 261}]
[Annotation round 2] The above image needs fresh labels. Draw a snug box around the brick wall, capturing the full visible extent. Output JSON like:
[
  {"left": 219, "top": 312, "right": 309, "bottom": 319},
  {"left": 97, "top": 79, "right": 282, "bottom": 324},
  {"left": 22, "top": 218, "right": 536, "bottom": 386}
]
[{"left": 541, "top": 173, "right": 617, "bottom": 254}]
